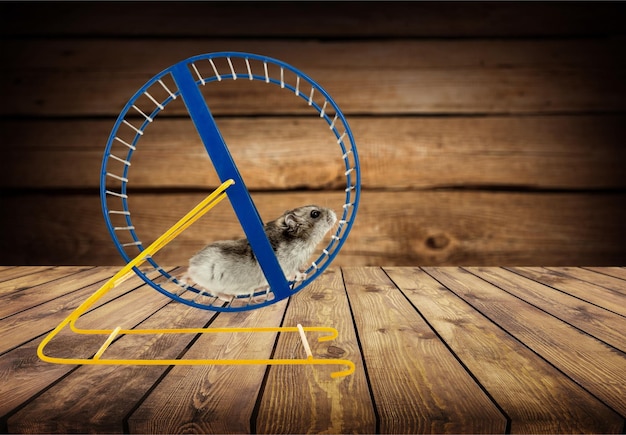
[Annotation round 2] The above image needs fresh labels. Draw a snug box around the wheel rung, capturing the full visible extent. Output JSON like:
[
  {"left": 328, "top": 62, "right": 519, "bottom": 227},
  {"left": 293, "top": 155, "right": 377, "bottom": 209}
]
[
  {"left": 329, "top": 114, "right": 339, "bottom": 130},
  {"left": 106, "top": 190, "right": 128, "bottom": 199},
  {"left": 122, "top": 241, "right": 142, "bottom": 247},
  {"left": 191, "top": 62, "right": 205, "bottom": 85},
  {"left": 114, "top": 136, "right": 136, "bottom": 151},
  {"left": 320, "top": 100, "right": 328, "bottom": 117},
  {"left": 122, "top": 119, "right": 144, "bottom": 135},
  {"left": 132, "top": 105, "right": 153, "bottom": 123},
  {"left": 157, "top": 79, "right": 177, "bottom": 99},
  {"left": 227, "top": 57, "right": 236, "bottom": 80},
  {"left": 337, "top": 131, "right": 347, "bottom": 144},
  {"left": 109, "top": 154, "right": 131, "bottom": 166},
  {"left": 245, "top": 58, "right": 253, "bottom": 80},
  {"left": 107, "top": 172, "right": 129, "bottom": 183},
  {"left": 144, "top": 91, "right": 164, "bottom": 110},
  {"left": 208, "top": 58, "right": 221, "bottom": 81}
]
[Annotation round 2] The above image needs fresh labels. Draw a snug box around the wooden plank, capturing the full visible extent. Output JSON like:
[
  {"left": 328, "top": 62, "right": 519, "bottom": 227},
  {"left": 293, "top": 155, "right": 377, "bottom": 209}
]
[
  {"left": 425, "top": 267, "right": 626, "bottom": 418},
  {"left": 342, "top": 267, "right": 506, "bottom": 433},
  {"left": 3, "top": 115, "right": 625, "bottom": 190},
  {"left": 511, "top": 267, "right": 626, "bottom": 317},
  {"left": 0, "top": 266, "right": 54, "bottom": 283},
  {"left": 385, "top": 267, "right": 623, "bottom": 433},
  {"left": 2, "top": 2, "right": 625, "bottom": 37},
  {"left": 585, "top": 267, "right": 626, "bottom": 281},
  {"left": 0, "top": 266, "right": 92, "bottom": 296},
  {"left": 0, "top": 267, "right": 172, "bottom": 354},
  {"left": 255, "top": 269, "right": 376, "bottom": 434},
  {"left": 467, "top": 267, "right": 626, "bottom": 354},
  {"left": 2, "top": 39, "right": 626, "bottom": 116},
  {"left": 0, "top": 267, "right": 113, "bottom": 319},
  {"left": 7, "top": 296, "right": 215, "bottom": 433},
  {"left": 545, "top": 266, "right": 626, "bottom": 296},
  {"left": 2, "top": 191, "right": 626, "bottom": 267},
  {"left": 0, "top": 268, "right": 175, "bottom": 420},
  {"left": 5, "top": 35, "right": 625, "bottom": 72},
  {"left": 127, "top": 300, "right": 288, "bottom": 434}
]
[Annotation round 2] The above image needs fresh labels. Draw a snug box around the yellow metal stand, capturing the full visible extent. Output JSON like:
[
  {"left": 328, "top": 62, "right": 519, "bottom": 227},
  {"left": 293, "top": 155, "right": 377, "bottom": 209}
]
[{"left": 37, "top": 179, "right": 355, "bottom": 378}]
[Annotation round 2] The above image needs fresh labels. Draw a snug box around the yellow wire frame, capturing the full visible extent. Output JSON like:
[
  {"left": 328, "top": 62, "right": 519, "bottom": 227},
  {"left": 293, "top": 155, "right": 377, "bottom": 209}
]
[{"left": 37, "top": 179, "right": 355, "bottom": 379}]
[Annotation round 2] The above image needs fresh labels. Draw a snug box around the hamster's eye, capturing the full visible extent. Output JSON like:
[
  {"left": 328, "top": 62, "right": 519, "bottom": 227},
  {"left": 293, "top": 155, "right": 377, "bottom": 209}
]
[{"left": 310, "top": 210, "right": 321, "bottom": 219}]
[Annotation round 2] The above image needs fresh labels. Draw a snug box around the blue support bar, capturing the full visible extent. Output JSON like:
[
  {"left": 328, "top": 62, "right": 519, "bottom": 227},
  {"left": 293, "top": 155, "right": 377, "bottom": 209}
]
[{"left": 170, "top": 62, "right": 292, "bottom": 299}]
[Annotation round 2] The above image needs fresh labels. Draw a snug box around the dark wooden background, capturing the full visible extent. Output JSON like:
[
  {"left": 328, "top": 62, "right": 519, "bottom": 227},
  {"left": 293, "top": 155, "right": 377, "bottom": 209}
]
[{"left": 1, "top": 1, "right": 625, "bottom": 266}]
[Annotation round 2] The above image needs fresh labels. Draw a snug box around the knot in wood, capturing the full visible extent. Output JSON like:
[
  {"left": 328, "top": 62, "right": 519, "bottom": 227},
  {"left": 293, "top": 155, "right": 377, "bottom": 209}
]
[
  {"left": 326, "top": 345, "right": 346, "bottom": 358},
  {"left": 425, "top": 233, "right": 450, "bottom": 250}
]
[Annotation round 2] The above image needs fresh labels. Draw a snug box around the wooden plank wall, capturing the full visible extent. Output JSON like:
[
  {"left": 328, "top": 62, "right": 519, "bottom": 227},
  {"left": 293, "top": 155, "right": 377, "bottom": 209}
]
[{"left": 1, "top": 2, "right": 625, "bottom": 266}]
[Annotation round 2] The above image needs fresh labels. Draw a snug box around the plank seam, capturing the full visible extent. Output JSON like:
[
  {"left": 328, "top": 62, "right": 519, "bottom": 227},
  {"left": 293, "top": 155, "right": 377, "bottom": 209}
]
[
  {"left": 545, "top": 266, "right": 626, "bottom": 295},
  {"left": 467, "top": 268, "right": 626, "bottom": 354},
  {"left": 1, "top": 361, "right": 83, "bottom": 430},
  {"left": 2, "top": 284, "right": 179, "bottom": 429},
  {"left": 122, "top": 306, "right": 224, "bottom": 433},
  {"left": 504, "top": 267, "right": 626, "bottom": 319},
  {"left": 580, "top": 267, "right": 626, "bottom": 282},
  {"left": 249, "top": 295, "right": 292, "bottom": 434},
  {"left": 0, "top": 266, "right": 55, "bottom": 284},
  {"left": 384, "top": 267, "right": 512, "bottom": 434},
  {"left": 0, "top": 268, "right": 106, "bottom": 322},
  {"left": 0, "top": 268, "right": 177, "bottom": 358},
  {"left": 436, "top": 267, "right": 626, "bottom": 424},
  {"left": 340, "top": 267, "right": 381, "bottom": 434}
]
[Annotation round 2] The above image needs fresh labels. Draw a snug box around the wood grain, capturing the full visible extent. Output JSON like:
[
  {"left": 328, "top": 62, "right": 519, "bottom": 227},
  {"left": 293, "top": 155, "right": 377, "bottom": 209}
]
[
  {"left": 2, "top": 4, "right": 625, "bottom": 268},
  {"left": 425, "top": 267, "right": 626, "bottom": 418},
  {"left": 0, "top": 269, "right": 172, "bottom": 419},
  {"left": 0, "top": 266, "right": 91, "bottom": 296},
  {"left": 2, "top": 2, "right": 624, "bottom": 37},
  {"left": 0, "top": 268, "right": 171, "bottom": 355},
  {"left": 545, "top": 266, "right": 626, "bottom": 296},
  {"left": 468, "top": 267, "right": 626, "bottom": 352},
  {"left": 0, "top": 266, "right": 111, "bottom": 319},
  {"left": 2, "top": 115, "right": 625, "bottom": 190},
  {"left": 2, "top": 39, "right": 625, "bottom": 116},
  {"left": 1, "top": 266, "right": 625, "bottom": 432},
  {"left": 342, "top": 267, "right": 505, "bottom": 433},
  {"left": 3, "top": 191, "right": 625, "bottom": 267},
  {"left": 127, "top": 300, "right": 288, "bottom": 434},
  {"left": 385, "top": 266, "right": 623, "bottom": 433},
  {"left": 7, "top": 297, "right": 214, "bottom": 433},
  {"left": 0, "top": 266, "right": 55, "bottom": 283},
  {"left": 510, "top": 267, "right": 626, "bottom": 317},
  {"left": 584, "top": 267, "right": 626, "bottom": 282},
  {"left": 255, "top": 269, "right": 376, "bottom": 434}
]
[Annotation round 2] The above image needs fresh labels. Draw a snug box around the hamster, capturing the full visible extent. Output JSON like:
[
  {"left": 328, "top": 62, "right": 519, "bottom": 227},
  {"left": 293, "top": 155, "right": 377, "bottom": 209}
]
[{"left": 182, "top": 205, "right": 337, "bottom": 301}]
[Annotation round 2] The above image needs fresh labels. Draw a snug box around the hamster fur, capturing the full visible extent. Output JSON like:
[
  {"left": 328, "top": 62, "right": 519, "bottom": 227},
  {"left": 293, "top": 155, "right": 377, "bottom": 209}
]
[{"left": 184, "top": 205, "right": 337, "bottom": 300}]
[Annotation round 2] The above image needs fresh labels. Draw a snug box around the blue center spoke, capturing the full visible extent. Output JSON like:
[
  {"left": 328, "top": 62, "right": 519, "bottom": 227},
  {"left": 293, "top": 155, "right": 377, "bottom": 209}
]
[{"left": 171, "top": 63, "right": 292, "bottom": 300}]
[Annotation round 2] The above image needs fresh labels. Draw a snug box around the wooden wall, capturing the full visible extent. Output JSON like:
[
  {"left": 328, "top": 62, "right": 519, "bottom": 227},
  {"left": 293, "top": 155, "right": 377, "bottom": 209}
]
[{"left": 1, "top": 1, "right": 625, "bottom": 266}]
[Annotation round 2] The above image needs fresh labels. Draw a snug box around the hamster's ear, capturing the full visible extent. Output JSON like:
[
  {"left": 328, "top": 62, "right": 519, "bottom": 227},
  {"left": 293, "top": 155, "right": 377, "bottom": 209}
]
[{"left": 284, "top": 213, "right": 299, "bottom": 230}]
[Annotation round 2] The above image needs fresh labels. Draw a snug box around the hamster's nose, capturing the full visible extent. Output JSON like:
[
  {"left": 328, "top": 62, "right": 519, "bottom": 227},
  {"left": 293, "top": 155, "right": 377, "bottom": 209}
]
[{"left": 328, "top": 209, "right": 337, "bottom": 224}]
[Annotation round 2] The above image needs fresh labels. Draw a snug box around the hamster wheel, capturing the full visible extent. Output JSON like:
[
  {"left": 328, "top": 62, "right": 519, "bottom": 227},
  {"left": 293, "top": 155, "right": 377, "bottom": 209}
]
[{"left": 100, "top": 52, "right": 360, "bottom": 312}]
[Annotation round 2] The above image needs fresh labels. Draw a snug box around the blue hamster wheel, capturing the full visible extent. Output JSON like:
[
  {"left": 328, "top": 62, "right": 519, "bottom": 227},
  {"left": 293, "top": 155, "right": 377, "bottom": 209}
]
[{"left": 100, "top": 52, "right": 360, "bottom": 312}]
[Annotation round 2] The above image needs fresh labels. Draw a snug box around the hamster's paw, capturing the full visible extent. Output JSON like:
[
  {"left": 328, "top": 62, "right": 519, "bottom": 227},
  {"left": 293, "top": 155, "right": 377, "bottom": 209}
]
[
  {"left": 215, "top": 292, "right": 235, "bottom": 302},
  {"left": 294, "top": 271, "right": 308, "bottom": 282}
]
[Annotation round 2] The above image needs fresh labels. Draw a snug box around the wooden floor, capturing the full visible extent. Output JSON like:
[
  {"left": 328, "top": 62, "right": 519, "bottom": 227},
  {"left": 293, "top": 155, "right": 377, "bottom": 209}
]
[{"left": 0, "top": 266, "right": 625, "bottom": 433}]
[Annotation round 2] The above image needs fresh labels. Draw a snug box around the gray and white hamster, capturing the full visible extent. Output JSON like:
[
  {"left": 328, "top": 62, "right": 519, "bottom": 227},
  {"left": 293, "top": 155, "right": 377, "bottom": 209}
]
[{"left": 182, "top": 205, "right": 337, "bottom": 301}]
